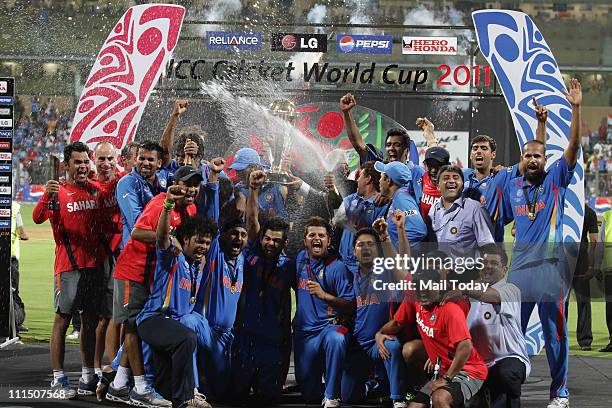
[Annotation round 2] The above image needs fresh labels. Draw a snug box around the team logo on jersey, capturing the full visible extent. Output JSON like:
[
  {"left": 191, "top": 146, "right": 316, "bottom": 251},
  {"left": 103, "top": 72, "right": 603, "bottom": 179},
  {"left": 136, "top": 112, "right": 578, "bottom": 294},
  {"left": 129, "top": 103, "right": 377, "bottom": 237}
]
[
  {"left": 318, "top": 271, "right": 324, "bottom": 279},
  {"left": 450, "top": 226, "right": 458, "bottom": 234},
  {"left": 265, "top": 193, "right": 273, "bottom": 202},
  {"left": 480, "top": 182, "right": 487, "bottom": 188},
  {"left": 537, "top": 185, "right": 544, "bottom": 193},
  {"left": 516, "top": 189, "right": 523, "bottom": 197},
  {"left": 430, "top": 313, "right": 436, "bottom": 322},
  {"left": 484, "top": 311, "right": 492, "bottom": 320},
  {"left": 366, "top": 208, "right": 373, "bottom": 214},
  {"left": 159, "top": 178, "right": 167, "bottom": 189},
  {"left": 351, "top": 199, "right": 359, "bottom": 207}
]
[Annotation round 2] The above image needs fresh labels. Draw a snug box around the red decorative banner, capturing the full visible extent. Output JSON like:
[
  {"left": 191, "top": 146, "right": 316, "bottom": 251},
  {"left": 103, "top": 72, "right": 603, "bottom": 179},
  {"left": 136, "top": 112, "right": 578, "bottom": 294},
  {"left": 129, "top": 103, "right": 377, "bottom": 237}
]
[{"left": 70, "top": 4, "right": 185, "bottom": 150}]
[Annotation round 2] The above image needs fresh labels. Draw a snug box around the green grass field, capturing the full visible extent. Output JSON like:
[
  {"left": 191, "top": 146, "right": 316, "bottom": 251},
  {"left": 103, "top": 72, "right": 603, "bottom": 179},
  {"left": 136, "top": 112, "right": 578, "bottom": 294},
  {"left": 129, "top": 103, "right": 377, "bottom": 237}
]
[{"left": 15, "top": 204, "right": 611, "bottom": 357}]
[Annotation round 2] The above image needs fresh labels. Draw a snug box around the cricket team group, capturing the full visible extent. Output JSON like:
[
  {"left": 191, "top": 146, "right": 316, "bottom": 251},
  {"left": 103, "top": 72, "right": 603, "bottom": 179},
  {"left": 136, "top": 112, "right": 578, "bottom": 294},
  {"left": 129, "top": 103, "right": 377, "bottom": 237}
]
[{"left": 33, "top": 79, "right": 584, "bottom": 408}]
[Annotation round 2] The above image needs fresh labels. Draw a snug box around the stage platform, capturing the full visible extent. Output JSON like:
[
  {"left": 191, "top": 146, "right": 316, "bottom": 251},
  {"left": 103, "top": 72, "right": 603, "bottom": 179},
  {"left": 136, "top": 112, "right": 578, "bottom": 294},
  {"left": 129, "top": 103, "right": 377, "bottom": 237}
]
[{"left": 1, "top": 343, "right": 611, "bottom": 407}]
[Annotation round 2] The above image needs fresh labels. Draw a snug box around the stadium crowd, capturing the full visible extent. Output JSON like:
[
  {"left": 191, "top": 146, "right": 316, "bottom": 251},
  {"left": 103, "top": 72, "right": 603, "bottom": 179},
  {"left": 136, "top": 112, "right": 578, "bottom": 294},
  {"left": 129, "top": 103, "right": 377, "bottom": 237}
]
[{"left": 31, "top": 79, "right": 612, "bottom": 408}]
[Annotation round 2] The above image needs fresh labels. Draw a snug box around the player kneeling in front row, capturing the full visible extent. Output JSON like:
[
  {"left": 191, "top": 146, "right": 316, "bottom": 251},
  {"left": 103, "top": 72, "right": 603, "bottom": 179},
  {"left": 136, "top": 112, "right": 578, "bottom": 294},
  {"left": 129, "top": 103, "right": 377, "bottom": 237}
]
[
  {"left": 136, "top": 185, "right": 216, "bottom": 408},
  {"left": 293, "top": 217, "right": 356, "bottom": 408},
  {"left": 378, "top": 268, "right": 488, "bottom": 408},
  {"left": 341, "top": 210, "right": 412, "bottom": 408}
]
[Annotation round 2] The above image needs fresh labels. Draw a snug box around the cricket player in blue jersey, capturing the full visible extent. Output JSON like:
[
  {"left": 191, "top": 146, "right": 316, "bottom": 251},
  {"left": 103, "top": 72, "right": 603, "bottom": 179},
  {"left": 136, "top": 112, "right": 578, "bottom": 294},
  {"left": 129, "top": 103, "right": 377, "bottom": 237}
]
[
  {"left": 137, "top": 184, "right": 217, "bottom": 408},
  {"left": 340, "top": 93, "right": 423, "bottom": 167},
  {"left": 462, "top": 100, "right": 547, "bottom": 242},
  {"left": 230, "top": 170, "right": 293, "bottom": 404},
  {"left": 329, "top": 161, "right": 388, "bottom": 272},
  {"left": 293, "top": 216, "right": 355, "bottom": 408},
  {"left": 230, "top": 147, "right": 288, "bottom": 221},
  {"left": 503, "top": 79, "right": 583, "bottom": 408},
  {"left": 116, "top": 141, "right": 165, "bottom": 248},
  {"left": 187, "top": 214, "right": 248, "bottom": 401},
  {"left": 341, "top": 211, "right": 411, "bottom": 407},
  {"left": 373, "top": 161, "right": 427, "bottom": 250},
  {"left": 158, "top": 100, "right": 229, "bottom": 191}
]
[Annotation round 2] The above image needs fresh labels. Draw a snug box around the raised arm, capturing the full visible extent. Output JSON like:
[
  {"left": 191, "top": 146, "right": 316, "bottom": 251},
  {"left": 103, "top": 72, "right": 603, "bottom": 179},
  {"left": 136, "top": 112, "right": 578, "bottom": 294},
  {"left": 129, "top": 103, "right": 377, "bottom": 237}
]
[
  {"left": 160, "top": 99, "right": 188, "bottom": 167},
  {"left": 373, "top": 212, "right": 411, "bottom": 283},
  {"left": 533, "top": 96, "right": 548, "bottom": 145},
  {"left": 246, "top": 170, "right": 266, "bottom": 244},
  {"left": 563, "top": 78, "right": 582, "bottom": 168},
  {"left": 416, "top": 117, "right": 438, "bottom": 147},
  {"left": 32, "top": 180, "right": 60, "bottom": 224},
  {"left": 340, "top": 93, "right": 367, "bottom": 162},
  {"left": 157, "top": 185, "right": 184, "bottom": 249}
]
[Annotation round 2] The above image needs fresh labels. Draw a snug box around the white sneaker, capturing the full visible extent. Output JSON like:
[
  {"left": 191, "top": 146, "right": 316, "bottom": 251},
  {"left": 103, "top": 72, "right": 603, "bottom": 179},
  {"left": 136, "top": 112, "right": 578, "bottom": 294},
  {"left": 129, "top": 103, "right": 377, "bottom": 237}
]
[
  {"left": 322, "top": 397, "right": 341, "bottom": 408},
  {"left": 66, "top": 330, "right": 80, "bottom": 340},
  {"left": 547, "top": 397, "right": 570, "bottom": 408},
  {"left": 393, "top": 401, "right": 408, "bottom": 408}
]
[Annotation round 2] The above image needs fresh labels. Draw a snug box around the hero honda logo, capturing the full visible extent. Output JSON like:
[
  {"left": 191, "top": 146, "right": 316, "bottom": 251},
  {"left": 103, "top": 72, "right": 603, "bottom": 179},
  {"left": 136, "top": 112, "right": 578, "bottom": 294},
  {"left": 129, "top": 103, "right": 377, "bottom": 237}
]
[
  {"left": 402, "top": 36, "right": 457, "bottom": 55},
  {"left": 337, "top": 34, "right": 393, "bottom": 54},
  {"left": 207, "top": 31, "right": 262, "bottom": 51},
  {"left": 0, "top": 152, "right": 11, "bottom": 161},
  {"left": 271, "top": 33, "right": 327, "bottom": 52},
  {"left": 0, "top": 208, "right": 9, "bottom": 217}
]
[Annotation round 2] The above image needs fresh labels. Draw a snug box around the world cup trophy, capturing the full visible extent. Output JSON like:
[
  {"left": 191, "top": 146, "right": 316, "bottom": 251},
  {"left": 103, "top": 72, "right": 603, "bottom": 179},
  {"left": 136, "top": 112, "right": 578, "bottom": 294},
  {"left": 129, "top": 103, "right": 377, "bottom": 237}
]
[{"left": 264, "top": 99, "right": 298, "bottom": 184}]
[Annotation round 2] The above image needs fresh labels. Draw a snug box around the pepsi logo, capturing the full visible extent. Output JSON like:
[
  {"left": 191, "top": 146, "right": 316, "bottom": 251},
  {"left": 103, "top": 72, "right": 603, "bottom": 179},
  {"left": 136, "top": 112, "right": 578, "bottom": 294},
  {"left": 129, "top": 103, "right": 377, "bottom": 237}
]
[
  {"left": 338, "top": 36, "right": 355, "bottom": 52},
  {"left": 282, "top": 34, "right": 297, "bottom": 50}
]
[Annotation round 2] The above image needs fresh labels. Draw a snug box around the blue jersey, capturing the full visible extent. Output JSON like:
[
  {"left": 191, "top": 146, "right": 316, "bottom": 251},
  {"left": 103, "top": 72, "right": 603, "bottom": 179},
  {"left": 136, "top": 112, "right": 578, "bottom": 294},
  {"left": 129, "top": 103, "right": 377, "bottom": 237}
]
[
  {"left": 353, "top": 268, "right": 401, "bottom": 347},
  {"left": 504, "top": 157, "right": 575, "bottom": 269},
  {"left": 387, "top": 186, "right": 427, "bottom": 249},
  {"left": 195, "top": 236, "right": 244, "bottom": 330},
  {"left": 463, "top": 165, "right": 518, "bottom": 242},
  {"left": 196, "top": 181, "right": 220, "bottom": 221},
  {"left": 293, "top": 251, "right": 354, "bottom": 333},
  {"left": 235, "top": 243, "right": 294, "bottom": 344},
  {"left": 116, "top": 169, "right": 164, "bottom": 249},
  {"left": 137, "top": 242, "right": 204, "bottom": 324},
  {"left": 339, "top": 193, "right": 389, "bottom": 269},
  {"left": 235, "top": 182, "right": 287, "bottom": 220}
]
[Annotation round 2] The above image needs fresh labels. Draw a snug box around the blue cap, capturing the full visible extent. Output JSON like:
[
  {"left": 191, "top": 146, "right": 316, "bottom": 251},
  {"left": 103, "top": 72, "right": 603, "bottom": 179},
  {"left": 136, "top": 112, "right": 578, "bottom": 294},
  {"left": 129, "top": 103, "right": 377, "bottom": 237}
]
[
  {"left": 228, "top": 148, "right": 267, "bottom": 171},
  {"left": 374, "top": 161, "right": 412, "bottom": 186}
]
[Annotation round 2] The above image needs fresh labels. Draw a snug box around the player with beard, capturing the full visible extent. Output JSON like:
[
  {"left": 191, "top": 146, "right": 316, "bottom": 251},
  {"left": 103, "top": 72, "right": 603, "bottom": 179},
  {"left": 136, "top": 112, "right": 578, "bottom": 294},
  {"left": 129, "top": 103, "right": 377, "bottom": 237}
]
[
  {"left": 462, "top": 99, "right": 547, "bottom": 242},
  {"left": 188, "top": 215, "right": 248, "bottom": 401},
  {"left": 33, "top": 142, "right": 104, "bottom": 398},
  {"left": 116, "top": 140, "right": 165, "bottom": 249},
  {"left": 108, "top": 164, "right": 221, "bottom": 407},
  {"left": 229, "top": 170, "right": 293, "bottom": 405},
  {"left": 293, "top": 217, "right": 355, "bottom": 408},
  {"left": 89, "top": 141, "right": 123, "bottom": 390},
  {"left": 502, "top": 79, "right": 582, "bottom": 408},
  {"left": 137, "top": 185, "right": 217, "bottom": 408}
]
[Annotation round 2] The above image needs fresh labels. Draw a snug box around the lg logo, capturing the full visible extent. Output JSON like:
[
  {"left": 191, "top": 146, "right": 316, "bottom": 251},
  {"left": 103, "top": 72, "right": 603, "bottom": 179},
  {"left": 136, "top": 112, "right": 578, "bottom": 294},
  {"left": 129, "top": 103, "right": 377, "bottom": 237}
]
[{"left": 272, "top": 33, "right": 327, "bottom": 52}]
